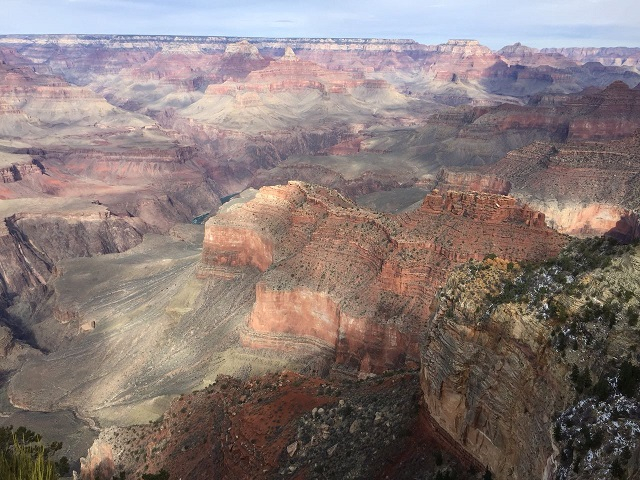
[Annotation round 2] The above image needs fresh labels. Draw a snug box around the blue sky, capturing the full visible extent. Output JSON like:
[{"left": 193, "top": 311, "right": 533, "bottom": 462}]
[{"left": 2, "top": 0, "right": 638, "bottom": 49}]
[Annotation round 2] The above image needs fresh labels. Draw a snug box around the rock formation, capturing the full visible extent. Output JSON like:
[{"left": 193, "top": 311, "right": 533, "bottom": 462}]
[
  {"left": 497, "top": 42, "right": 576, "bottom": 68},
  {"left": 427, "top": 39, "right": 500, "bottom": 83},
  {"left": 0, "top": 34, "right": 639, "bottom": 480},
  {"left": 0, "top": 203, "right": 143, "bottom": 309},
  {"left": 80, "top": 371, "right": 473, "bottom": 480},
  {"left": 423, "top": 239, "right": 640, "bottom": 479},
  {"left": 421, "top": 259, "right": 571, "bottom": 479},
  {"left": 180, "top": 46, "right": 410, "bottom": 134},
  {"left": 484, "top": 134, "right": 640, "bottom": 240},
  {"left": 541, "top": 46, "right": 640, "bottom": 71},
  {"left": 564, "top": 81, "right": 640, "bottom": 139},
  {"left": 202, "top": 182, "right": 567, "bottom": 376}
]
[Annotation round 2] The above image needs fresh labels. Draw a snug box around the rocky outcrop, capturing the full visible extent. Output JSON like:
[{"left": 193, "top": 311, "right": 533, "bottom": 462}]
[
  {"left": 0, "top": 207, "right": 142, "bottom": 307},
  {"left": 202, "top": 182, "right": 567, "bottom": 375},
  {"left": 80, "top": 439, "right": 115, "bottom": 480},
  {"left": 0, "top": 157, "right": 43, "bottom": 184},
  {"left": 2, "top": 34, "right": 640, "bottom": 480},
  {"left": 425, "top": 39, "right": 502, "bottom": 84},
  {"left": 80, "top": 371, "right": 471, "bottom": 480},
  {"left": 564, "top": 81, "right": 640, "bottom": 139},
  {"left": 421, "top": 259, "right": 571, "bottom": 479},
  {"left": 422, "top": 239, "right": 640, "bottom": 479},
  {"left": 497, "top": 43, "right": 576, "bottom": 68},
  {"left": 435, "top": 169, "right": 511, "bottom": 195},
  {"left": 200, "top": 184, "right": 307, "bottom": 276},
  {"left": 218, "top": 40, "right": 270, "bottom": 81},
  {"left": 485, "top": 135, "right": 640, "bottom": 240}
]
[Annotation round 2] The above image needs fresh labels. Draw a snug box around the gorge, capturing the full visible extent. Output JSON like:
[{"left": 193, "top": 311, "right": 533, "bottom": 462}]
[{"left": 0, "top": 34, "right": 638, "bottom": 479}]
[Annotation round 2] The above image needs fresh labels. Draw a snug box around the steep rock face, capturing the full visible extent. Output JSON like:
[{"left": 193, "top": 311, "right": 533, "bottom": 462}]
[
  {"left": 419, "top": 189, "right": 546, "bottom": 226},
  {"left": 426, "top": 40, "right": 500, "bottom": 82},
  {"left": 0, "top": 61, "right": 153, "bottom": 139},
  {"left": 0, "top": 154, "right": 43, "bottom": 185},
  {"left": 485, "top": 135, "right": 640, "bottom": 240},
  {"left": 420, "top": 240, "right": 640, "bottom": 479},
  {"left": 249, "top": 285, "right": 340, "bottom": 346},
  {"left": 80, "top": 439, "right": 115, "bottom": 480},
  {"left": 434, "top": 169, "right": 511, "bottom": 195},
  {"left": 497, "top": 43, "right": 576, "bottom": 68},
  {"left": 421, "top": 260, "right": 571, "bottom": 479},
  {"left": 4, "top": 34, "right": 640, "bottom": 112},
  {"left": 202, "top": 182, "right": 567, "bottom": 375},
  {"left": 200, "top": 185, "right": 307, "bottom": 276},
  {"left": 0, "top": 207, "right": 142, "bottom": 307},
  {"left": 564, "top": 81, "right": 640, "bottom": 139},
  {"left": 0, "top": 324, "right": 39, "bottom": 370},
  {"left": 218, "top": 40, "right": 270, "bottom": 81},
  {"left": 0, "top": 145, "right": 222, "bottom": 233}
]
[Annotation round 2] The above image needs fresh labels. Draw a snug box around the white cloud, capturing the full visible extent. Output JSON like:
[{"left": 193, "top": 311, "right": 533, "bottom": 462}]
[{"left": 1, "top": 0, "right": 638, "bottom": 48}]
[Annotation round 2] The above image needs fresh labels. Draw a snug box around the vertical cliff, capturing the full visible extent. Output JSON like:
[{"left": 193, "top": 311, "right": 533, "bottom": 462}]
[
  {"left": 201, "top": 182, "right": 567, "bottom": 377},
  {"left": 422, "top": 239, "right": 640, "bottom": 479},
  {"left": 0, "top": 205, "right": 142, "bottom": 311},
  {"left": 421, "top": 259, "right": 571, "bottom": 479}
]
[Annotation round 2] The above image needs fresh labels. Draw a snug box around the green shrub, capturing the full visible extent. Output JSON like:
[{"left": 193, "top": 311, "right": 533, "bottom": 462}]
[
  {"left": 570, "top": 365, "right": 592, "bottom": 394},
  {"left": 618, "top": 361, "right": 640, "bottom": 398},
  {"left": 0, "top": 427, "right": 60, "bottom": 480},
  {"left": 611, "top": 458, "right": 625, "bottom": 478},
  {"left": 592, "top": 376, "right": 611, "bottom": 401}
]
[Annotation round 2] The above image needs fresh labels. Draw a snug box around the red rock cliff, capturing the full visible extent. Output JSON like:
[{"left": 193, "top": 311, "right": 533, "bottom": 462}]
[{"left": 201, "top": 182, "right": 567, "bottom": 375}]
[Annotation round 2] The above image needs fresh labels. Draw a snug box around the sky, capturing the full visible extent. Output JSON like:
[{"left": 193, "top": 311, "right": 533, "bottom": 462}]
[{"left": 2, "top": 0, "right": 639, "bottom": 49}]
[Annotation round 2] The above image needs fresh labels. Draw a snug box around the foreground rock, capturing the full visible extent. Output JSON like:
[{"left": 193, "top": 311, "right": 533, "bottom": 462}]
[
  {"left": 422, "top": 239, "right": 640, "bottom": 479},
  {"left": 80, "top": 371, "right": 476, "bottom": 480}
]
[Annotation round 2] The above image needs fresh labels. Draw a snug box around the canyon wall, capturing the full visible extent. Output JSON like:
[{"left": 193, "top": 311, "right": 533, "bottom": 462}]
[
  {"left": 422, "top": 240, "right": 640, "bottom": 479},
  {"left": 485, "top": 134, "right": 640, "bottom": 240},
  {"left": 0, "top": 206, "right": 142, "bottom": 308},
  {"left": 201, "top": 182, "right": 567, "bottom": 376},
  {"left": 421, "top": 260, "right": 571, "bottom": 479}
]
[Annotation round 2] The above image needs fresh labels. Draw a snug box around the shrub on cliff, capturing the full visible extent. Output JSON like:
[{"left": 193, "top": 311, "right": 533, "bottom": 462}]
[
  {"left": 618, "top": 360, "right": 640, "bottom": 398},
  {"left": 0, "top": 426, "right": 65, "bottom": 480}
]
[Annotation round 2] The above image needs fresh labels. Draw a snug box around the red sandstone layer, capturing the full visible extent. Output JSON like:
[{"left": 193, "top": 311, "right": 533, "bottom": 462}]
[{"left": 201, "top": 182, "right": 567, "bottom": 375}]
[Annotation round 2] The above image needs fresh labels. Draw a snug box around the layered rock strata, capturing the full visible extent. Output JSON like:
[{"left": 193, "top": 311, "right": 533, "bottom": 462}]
[
  {"left": 201, "top": 182, "right": 567, "bottom": 375},
  {"left": 485, "top": 134, "right": 640, "bottom": 240},
  {"left": 422, "top": 240, "right": 640, "bottom": 479},
  {"left": 0, "top": 206, "right": 142, "bottom": 307},
  {"left": 421, "top": 260, "right": 571, "bottom": 479}
]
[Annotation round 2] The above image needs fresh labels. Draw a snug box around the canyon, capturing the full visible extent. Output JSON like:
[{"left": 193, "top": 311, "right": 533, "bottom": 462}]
[{"left": 0, "top": 34, "right": 638, "bottom": 479}]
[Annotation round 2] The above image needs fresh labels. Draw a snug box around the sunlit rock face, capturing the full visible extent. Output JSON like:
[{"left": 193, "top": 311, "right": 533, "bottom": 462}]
[
  {"left": 420, "top": 261, "right": 572, "bottom": 479},
  {"left": 485, "top": 134, "right": 640, "bottom": 241},
  {"left": 202, "top": 182, "right": 567, "bottom": 375}
]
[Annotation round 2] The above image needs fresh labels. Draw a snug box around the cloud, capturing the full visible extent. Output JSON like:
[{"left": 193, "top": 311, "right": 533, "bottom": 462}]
[{"left": 1, "top": 0, "right": 639, "bottom": 48}]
